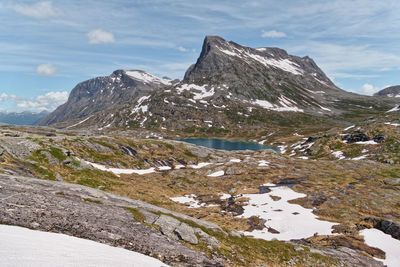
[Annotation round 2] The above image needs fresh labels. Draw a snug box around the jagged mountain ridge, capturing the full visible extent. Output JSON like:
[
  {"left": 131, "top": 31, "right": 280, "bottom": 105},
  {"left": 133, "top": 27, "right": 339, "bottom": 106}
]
[
  {"left": 38, "top": 70, "right": 174, "bottom": 126},
  {"left": 374, "top": 85, "right": 400, "bottom": 97},
  {"left": 49, "top": 36, "right": 397, "bottom": 131}
]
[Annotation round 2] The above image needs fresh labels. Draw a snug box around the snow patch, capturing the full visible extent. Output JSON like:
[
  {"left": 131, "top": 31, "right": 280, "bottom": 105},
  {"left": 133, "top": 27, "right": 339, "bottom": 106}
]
[
  {"left": 385, "top": 122, "right": 400, "bottom": 127},
  {"left": 360, "top": 228, "right": 400, "bottom": 267},
  {"left": 332, "top": 151, "right": 345, "bottom": 160},
  {"left": 188, "top": 162, "right": 212, "bottom": 169},
  {"left": 344, "top": 125, "right": 355, "bottom": 131},
  {"left": 125, "top": 70, "right": 171, "bottom": 85},
  {"left": 0, "top": 225, "right": 169, "bottom": 267},
  {"left": 258, "top": 160, "right": 269, "bottom": 167},
  {"left": 66, "top": 116, "right": 93, "bottom": 129},
  {"left": 238, "top": 184, "right": 337, "bottom": 241},
  {"left": 176, "top": 84, "right": 215, "bottom": 100},
  {"left": 253, "top": 96, "right": 303, "bottom": 113},
  {"left": 207, "top": 170, "right": 224, "bottom": 177},
  {"left": 84, "top": 160, "right": 156, "bottom": 176},
  {"left": 355, "top": 140, "right": 378, "bottom": 145},
  {"left": 217, "top": 45, "right": 303, "bottom": 75},
  {"left": 170, "top": 194, "right": 205, "bottom": 208},
  {"left": 387, "top": 105, "right": 400, "bottom": 112}
]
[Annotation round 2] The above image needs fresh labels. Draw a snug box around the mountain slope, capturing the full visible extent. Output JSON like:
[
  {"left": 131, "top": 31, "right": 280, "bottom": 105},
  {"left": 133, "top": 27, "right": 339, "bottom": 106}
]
[
  {"left": 53, "top": 36, "right": 397, "bottom": 132},
  {"left": 38, "top": 70, "right": 174, "bottom": 126},
  {"left": 374, "top": 85, "right": 400, "bottom": 97}
]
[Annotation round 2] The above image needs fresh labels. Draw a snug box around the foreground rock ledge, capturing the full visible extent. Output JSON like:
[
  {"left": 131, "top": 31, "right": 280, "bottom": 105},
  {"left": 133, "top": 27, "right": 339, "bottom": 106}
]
[{"left": 0, "top": 174, "right": 223, "bottom": 267}]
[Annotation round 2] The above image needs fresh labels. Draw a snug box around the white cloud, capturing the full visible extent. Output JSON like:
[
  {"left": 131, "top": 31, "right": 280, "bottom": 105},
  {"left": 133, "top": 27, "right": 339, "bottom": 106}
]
[
  {"left": 290, "top": 42, "right": 400, "bottom": 79},
  {"left": 359, "top": 83, "right": 384, "bottom": 95},
  {"left": 35, "top": 63, "right": 58, "bottom": 76},
  {"left": 379, "top": 67, "right": 391, "bottom": 72},
  {"left": 0, "top": 93, "right": 18, "bottom": 102},
  {"left": 177, "top": 46, "right": 187, "bottom": 52},
  {"left": 10, "top": 1, "right": 59, "bottom": 19},
  {"left": 16, "top": 91, "right": 68, "bottom": 111},
  {"left": 87, "top": 29, "right": 115, "bottom": 44},
  {"left": 261, "top": 30, "right": 287, "bottom": 38}
]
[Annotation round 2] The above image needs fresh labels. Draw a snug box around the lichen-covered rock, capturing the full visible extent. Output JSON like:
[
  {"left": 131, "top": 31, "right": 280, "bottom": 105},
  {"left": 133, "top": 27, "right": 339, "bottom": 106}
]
[{"left": 175, "top": 223, "right": 198, "bottom": 244}]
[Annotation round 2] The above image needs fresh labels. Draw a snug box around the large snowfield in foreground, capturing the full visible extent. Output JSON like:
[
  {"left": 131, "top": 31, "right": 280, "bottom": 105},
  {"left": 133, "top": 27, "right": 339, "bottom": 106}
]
[
  {"left": 360, "top": 228, "right": 400, "bottom": 267},
  {"left": 0, "top": 225, "right": 168, "bottom": 267}
]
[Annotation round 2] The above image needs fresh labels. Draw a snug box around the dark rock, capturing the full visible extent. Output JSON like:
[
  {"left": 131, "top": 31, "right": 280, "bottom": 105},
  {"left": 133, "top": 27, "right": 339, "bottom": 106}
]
[
  {"left": 364, "top": 217, "right": 400, "bottom": 240},
  {"left": 373, "top": 134, "right": 385, "bottom": 143},
  {"left": 342, "top": 131, "right": 370, "bottom": 143},
  {"left": 247, "top": 216, "right": 266, "bottom": 231},
  {"left": 259, "top": 185, "right": 271, "bottom": 194},
  {"left": 267, "top": 227, "right": 280, "bottom": 234},
  {"left": 305, "top": 136, "right": 320, "bottom": 143},
  {"left": 223, "top": 196, "right": 244, "bottom": 215}
]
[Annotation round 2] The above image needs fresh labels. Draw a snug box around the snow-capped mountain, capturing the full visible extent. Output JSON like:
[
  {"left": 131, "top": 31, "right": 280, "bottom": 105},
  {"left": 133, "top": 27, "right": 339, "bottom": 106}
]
[
  {"left": 374, "top": 85, "right": 400, "bottom": 97},
  {"left": 38, "top": 70, "right": 175, "bottom": 126},
  {"left": 46, "top": 36, "right": 397, "bottom": 131}
]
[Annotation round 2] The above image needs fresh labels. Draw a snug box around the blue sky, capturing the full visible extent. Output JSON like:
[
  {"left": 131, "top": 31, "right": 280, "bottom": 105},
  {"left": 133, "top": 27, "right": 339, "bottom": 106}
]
[{"left": 1, "top": 0, "right": 400, "bottom": 112}]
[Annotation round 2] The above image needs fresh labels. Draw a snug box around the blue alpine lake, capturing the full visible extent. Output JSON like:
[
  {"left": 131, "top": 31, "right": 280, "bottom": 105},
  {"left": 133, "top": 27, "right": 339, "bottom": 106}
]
[{"left": 177, "top": 138, "right": 280, "bottom": 152}]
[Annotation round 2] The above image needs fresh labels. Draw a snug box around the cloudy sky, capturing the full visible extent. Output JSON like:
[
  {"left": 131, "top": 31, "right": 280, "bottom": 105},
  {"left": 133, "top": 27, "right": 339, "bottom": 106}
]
[{"left": 1, "top": 0, "right": 400, "bottom": 112}]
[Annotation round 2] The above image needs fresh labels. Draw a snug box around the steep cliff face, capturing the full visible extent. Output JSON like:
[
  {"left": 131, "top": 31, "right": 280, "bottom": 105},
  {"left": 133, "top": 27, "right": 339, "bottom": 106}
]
[{"left": 38, "top": 70, "right": 173, "bottom": 126}]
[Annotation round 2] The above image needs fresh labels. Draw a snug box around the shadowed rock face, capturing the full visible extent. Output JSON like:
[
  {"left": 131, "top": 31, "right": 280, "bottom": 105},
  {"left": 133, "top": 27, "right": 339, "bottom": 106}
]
[
  {"left": 374, "top": 85, "right": 400, "bottom": 97},
  {"left": 38, "top": 70, "right": 172, "bottom": 126},
  {"left": 0, "top": 174, "right": 224, "bottom": 267}
]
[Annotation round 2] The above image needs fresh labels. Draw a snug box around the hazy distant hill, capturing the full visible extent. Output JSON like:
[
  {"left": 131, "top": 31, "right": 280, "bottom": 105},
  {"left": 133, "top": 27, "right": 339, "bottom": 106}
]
[{"left": 0, "top": 111, "right": 50, "bottom": 125}]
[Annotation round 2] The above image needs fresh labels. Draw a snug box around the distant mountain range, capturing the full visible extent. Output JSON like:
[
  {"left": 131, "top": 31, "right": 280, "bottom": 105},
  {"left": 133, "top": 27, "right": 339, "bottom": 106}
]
[
  {"left": 0, "top": 111, "right": 49, "bottom": 126},
  {"left": 39, "top": 36, "right": 398, "bottom": 131},
  {"left": 374, "top": 85, "right": 400, "bottom": 97}
]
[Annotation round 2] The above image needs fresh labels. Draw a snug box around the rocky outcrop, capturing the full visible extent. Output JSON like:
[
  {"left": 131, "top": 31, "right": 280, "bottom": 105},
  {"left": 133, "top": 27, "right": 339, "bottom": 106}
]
[{"left": 0, "top": 174, "right": 224, "bottom": 266}]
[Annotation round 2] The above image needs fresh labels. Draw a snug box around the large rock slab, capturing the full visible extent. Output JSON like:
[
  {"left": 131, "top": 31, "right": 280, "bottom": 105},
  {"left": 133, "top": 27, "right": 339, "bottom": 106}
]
[{"left": 0, "top": 174, "right": 224, "bottom": 267}]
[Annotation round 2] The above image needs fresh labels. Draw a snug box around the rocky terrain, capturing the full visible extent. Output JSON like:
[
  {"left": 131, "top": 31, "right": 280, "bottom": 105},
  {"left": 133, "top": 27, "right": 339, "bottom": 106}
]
[
  {"left": 0, "top": 124, "right": 399, "bottom": 266},
  {"left": 2, "top": 36, "right": 400, "bottom": 266}
]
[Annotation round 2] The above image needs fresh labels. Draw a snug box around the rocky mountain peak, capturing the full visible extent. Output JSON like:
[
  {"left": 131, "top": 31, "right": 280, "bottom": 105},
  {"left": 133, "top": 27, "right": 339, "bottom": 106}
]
[
  {"left": 184, "top": 36, "right": 336, "bottom": 91},
  {"left": 38, "top": 70, "right": 170, "bottom": 126}
]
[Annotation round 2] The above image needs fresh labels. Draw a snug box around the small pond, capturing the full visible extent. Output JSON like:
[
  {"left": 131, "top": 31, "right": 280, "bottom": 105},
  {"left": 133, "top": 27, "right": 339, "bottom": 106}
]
[{"left": 177, "top": 138, "right": 280, "bottom": 152}]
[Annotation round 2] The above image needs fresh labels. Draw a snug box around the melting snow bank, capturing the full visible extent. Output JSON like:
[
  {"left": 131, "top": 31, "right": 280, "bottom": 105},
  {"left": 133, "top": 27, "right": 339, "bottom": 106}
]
[
  {"left": 0, "top": 224, "right": 169, "bottom": 267},
  {"left": 171, "top": 194, "right": 205, "bottom": 208},
  {"left": 238, "top": 184, "right": 337, "bottom": 241},
  {"left": 360, "top": 228, "right": 400, "bottom": 267},
  {"left": 84, "top": 160, "right": 156, "bottom": 176},
  {"left": 170, "top": 194, "right": 218, "bottom": 208},
  {"left": 84, "top": 159, "right": 213, "bottom": 176}
]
